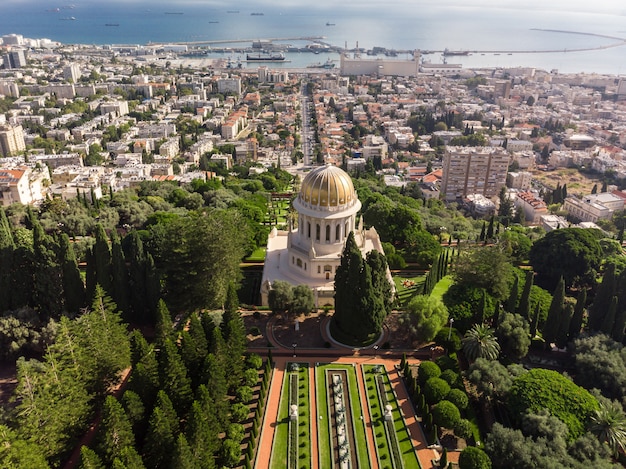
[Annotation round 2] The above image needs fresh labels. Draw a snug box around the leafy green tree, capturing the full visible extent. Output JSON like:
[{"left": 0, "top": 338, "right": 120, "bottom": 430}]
[
  {"left": 571, "top": 333, "right": 626, "bottom": 401},
  {"left": 267, "top": 280, "right": 293, "bottom": 314},
  {"left": 194, "top": 385, "right": 222, "bottom": 456},
  {"left": 505, "top": 275, "right": 519, "bottom": 313},
  {"left": 290, "top": 284, "right": 315, "bottom": 315},
  {"left": 529, "top": 228, "right": 603, "bottom": 290},
  {"left": 496, "top": 313, "right": 530, "bottom": 360},
  {"left": 446, "top": 388, "right": 469, "bottom": 410},
  {"left": 403, "top": 295, "right": 449, "bottom": 342},
  {"left": 220, "top": 439, "right": 241, "bottom": 468},
  {"left": 154, "top": 210, "right": 251, "bottom": 311},
  {"left": 96, "top": 396, "right": 136, "bottom": 465},
  {"left": 199, "top": 354, "right": 229, "bottom": 430},
  {"left": 121, "top": 390, "right": 145, "bottom": 441},
  {"left": 453, "top": 247, "right": 512, "bottom": 301},
  {"left": 462, "top": 324, "right": 500, "bottom": 362},
  {"left": 154, "top": 299, "right": 173, "bottom": 347},
  {"left": 466, "top": 358, "right": 526, "bottom": 400},
  {"left": 32, "top": 217, "right": 63, "bottom": 318},
  {"left": 507, "top": 368, "right": 598, "bottom": 438},
  {"left": 458, "top": 446, "right": 492, "bottom": 469},
  {"left": 589, "top": 400, "right": 626, "bottom": 457}
]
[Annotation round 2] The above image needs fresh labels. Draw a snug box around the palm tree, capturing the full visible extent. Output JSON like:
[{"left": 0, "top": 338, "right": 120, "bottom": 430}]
[
  {"left": 589, "top": 401, "right": 626, "bottom": 457},
  {"left": 462, "top": 324, "right": 500, "bottom": 362}
]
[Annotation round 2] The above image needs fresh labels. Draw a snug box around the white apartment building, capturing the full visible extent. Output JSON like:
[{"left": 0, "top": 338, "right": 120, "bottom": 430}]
[
  {"left": 441, "top": 146, "right": 510, "bottom": 201},
  {"left": 0, "top": 125, "right": 25, "bottom": 157}
]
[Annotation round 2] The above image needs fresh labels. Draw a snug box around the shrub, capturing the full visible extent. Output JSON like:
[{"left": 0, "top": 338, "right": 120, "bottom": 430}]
[
  {"left": 418, "top": 361, "right": 442, "bottom": 385},
  {"left": 243, "top": 368, "right": 259, "bottom": 387},
  {"left": 231, "top": 402, "right": 250, "bottom": 423},
  {"left": 440, "top": 369, "right": 462, "bottom": 388},
  {"left": 246, "top": 353, "right": 263, "bottom": 370},
  {"left": 454, "top": 418, "right": 474, "bottom": 440},
  {"left": 446, "top": 388, "right": 469, "bottom": 410},
  {"left": 424, "top": 377, "right": 450, "bottom": 404},
  {"left": 248, "top": 326, "right": 261, "bottom": 336},
  {"left": 236, "top": 386, "right": 253, "bottom": 404},
  {"left": 458, "top": 446, "right": 492, "bottom": 469},
  {"left": 227, "top": 423, "right": 245, "bottom": 443},
  {"left": 435, "top": 354, "right": 458, "bottom": 372},
  {"left": 432, "top": 400, "right": 461, "bottom": 429}
]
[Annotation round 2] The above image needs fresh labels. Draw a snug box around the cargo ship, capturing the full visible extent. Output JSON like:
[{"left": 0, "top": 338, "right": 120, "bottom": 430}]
[
  {"left": 246, "top": 52, "right": 285, "bottom": 62},
  {"left": 443, "top": 48, "right": 470, "bottom": 56}
]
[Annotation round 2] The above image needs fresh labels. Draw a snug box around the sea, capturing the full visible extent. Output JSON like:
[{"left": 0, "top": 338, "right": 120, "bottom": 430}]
[{"left": 1, "top": 0, "right": 626, "bottom": 75}]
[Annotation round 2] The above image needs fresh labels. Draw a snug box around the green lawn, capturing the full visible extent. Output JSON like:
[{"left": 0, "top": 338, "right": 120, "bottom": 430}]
[
  {"left": 270, "top": 363, "right": 311, "bottom": 469},
  {"left": 246, "top": 247, "right": 267, "bottom": 262},
  {"left": 430, "top": 275, "right": 453, "bottom": 301},
  {"left": 393, "top": 274, "right": 426, "bottom": 307}
]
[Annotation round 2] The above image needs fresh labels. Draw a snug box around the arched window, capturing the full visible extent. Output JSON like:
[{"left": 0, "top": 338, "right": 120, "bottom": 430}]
[
  {"left": 316, "top": 224, "right": 320, "bottom": 241},
  {"left": 325, "top": 225, "right": 330, "bottom": 242},
  {"left": 335, "top": 224, "right": 340, "bottom": 241},
  {"left": 324, "top": 265, "right": 332, "bottom": 272}
]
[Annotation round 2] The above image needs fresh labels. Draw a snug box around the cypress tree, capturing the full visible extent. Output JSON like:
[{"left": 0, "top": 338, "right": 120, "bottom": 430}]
[
  {"left": 486, "top": 216, "right": 495, "bottom": 240},
  {"left": 517, "top": 270, "right": 534, "bottom": 320},
  {"left": 543, "top": 277, "right": 565, "bottom": 348},
  {"left": 568, "top": 289, "right": 586, "bottom": 340},
  {"left": 556, "top": 302, "right": 573, "bottom": 349},
  {"left": 158, "top": 339, "right": 193, "bottom": 416},
  {"left": 85, "top": 246, "right": 97, "bottom": 303},
  {"left": 200, "top": 353, "right": 229, "bottom": 430},
  {"left": 171, "top": 433, "right": 197, "bottom": 469},
  {"left": 125, "top": 231, "right": 147, "bottom": 322},
  {"left": 93, "top": 224, "right": 112, "bottom": 296},
  {"left": 144, "top": 253, "right": 161, "bottom": 324},
  {"left": 612, "top": 302, "right": 626, "bottom": 343},
  {"left": 185, "top": 399, "right": 218, "bottom": 469},
  {"left": 32, "top": 218, "right": 63, "bottom": 318},
  {"left": 588, "top": 263, "right": 617, "bottom": 331},
  {"left": 110, "top": 231, "right": 130, "bottom": 319},
  {"left": 144, "top": 406, "right": 176, "bottom": 469},
  {"left": 78, "top": 446, "right": 105, "bottom": 469},
  {"left": 0, "top": 207, "right": 15, "bottom": 312},
  {"left": 530, "top": 302, "right": 540, "bottom": 338},
  {"left": 600, "top": 296, "right": 618, "bottom": 335},
  {"left": 59, "top": 233, "right": 86, "bottom": 315},
  {"left": 505, "top": 276, "right": 519, "bottom": 313},
  {"left": 95, "top": 396, "right": 135, "bottom": 465},
  {"left": 154, "top": 299, "right": 173, "bottom": 347},
  {"left": 479, "top": 222, "right": 486, "bottom": 241}
]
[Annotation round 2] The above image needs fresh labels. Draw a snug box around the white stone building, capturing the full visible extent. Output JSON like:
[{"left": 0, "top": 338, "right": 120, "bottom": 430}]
[{"left": 261, "top": 164, "right": 389, "bottom": 307}]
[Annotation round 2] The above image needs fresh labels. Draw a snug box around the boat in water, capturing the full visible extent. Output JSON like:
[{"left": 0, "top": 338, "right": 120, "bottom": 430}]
[
  {"left": 105, "top": 23, "right": 119, "bottom": 26},
  {"left": 326, "top": 22, "right": 335, "bottom": 26},
  {"left": 246, "top": 52, "right": 285, "bottom": 62},
  {"left": 443, "top": 48, "right": 470, "bottom": 56}
]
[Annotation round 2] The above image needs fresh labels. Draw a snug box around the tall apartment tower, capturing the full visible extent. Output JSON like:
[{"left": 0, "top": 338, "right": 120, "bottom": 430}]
[
  {"left": 63, "top": 63, "right": 81, "bottom": 83},
  {"left": 0, "top": 125, "right": 26, "bottom": 157},
  {"left": 441, "top": 146, "right": 510, "bottom": 201},
  {"left": 2, "top": 50, "right": 27, "bottom": 69}
]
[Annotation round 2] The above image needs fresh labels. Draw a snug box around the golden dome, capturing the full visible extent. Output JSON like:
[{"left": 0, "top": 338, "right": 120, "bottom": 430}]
[{"left": 299, "top": 164, "right": 356, "bottom": 208}]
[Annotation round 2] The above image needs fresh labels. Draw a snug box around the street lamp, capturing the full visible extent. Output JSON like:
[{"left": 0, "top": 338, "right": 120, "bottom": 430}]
[
  {"left": 292, "top": 343, "right": 297, "bottom": 358},
  {"left": 373, "top": 344, "right": 379, "bottom": 361},
  {"left": 448, "top": 318, "right": 455, "bottom": 341}
]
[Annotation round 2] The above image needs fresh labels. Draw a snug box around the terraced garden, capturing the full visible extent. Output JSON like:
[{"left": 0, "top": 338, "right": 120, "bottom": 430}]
[{"left": 269, "top": 361, "right": 421, "bottom": 469}]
